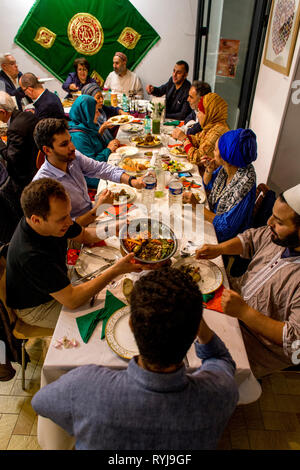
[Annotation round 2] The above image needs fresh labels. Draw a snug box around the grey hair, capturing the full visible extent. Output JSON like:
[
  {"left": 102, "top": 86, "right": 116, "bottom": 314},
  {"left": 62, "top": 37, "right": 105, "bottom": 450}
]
[
  {"left": 0, "top": 53, "right": 12, "bottom": 68},
  {"left": 0, "top": 91, "right": 16, "bottom": 113},
  {"left": 20, "top": 72, "right": 41, "bottom": 89},
  {"left": 191, "top": 80, "right": 211, "bottom": 97}
]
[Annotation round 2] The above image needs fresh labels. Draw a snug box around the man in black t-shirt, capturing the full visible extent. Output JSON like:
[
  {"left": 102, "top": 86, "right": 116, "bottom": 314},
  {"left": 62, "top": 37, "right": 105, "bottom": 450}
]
[{"left": 6, "top": 178, "right": 144, "bottom": 328}]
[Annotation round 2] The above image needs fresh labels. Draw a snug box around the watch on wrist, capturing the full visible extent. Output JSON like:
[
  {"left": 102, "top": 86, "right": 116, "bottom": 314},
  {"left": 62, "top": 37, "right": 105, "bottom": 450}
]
[{"left": 128, "top": 175, "right": 137, "bottom": 187}]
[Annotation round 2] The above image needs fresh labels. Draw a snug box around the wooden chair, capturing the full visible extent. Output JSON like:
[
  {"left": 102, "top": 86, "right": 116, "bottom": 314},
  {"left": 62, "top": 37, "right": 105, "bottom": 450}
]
[
  {"left": 12, "top": 320, "right": 53, "bottom": 390},
  {"left": 36, "top": 150, "right": 45, "bottom": 170},
  {"left": 0, "top": 246, "right": 53, "bottom": 390}
]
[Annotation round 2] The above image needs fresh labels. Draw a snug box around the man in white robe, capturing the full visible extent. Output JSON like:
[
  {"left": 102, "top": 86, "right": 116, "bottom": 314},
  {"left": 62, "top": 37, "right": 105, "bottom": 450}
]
[{"left": 104, "top": 52, "right": 143, "bottom": 98}]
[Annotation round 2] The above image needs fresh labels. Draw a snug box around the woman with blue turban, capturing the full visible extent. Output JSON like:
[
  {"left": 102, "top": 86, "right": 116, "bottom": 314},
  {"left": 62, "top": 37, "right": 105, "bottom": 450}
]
[
  {"left": 183, "top": 128, "right": 257, "bottom": 242},
  {"left": 69, "top": 94, "right": 120, "bottom": 188}
]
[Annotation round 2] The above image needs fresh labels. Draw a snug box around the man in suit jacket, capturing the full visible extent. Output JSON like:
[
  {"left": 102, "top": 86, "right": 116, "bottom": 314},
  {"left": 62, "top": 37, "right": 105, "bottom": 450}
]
[
  {"left": 184, "top": 81, "right": 211, "bottom": 136},
  {"left": 0, "top": 91, "right": 38, "bottom": 189},
  {"left": 19, "top": 73, "right": 65, "bottom": 120},
  {"left": 0, "top": 53, "right": 29, "bottom": 110}
]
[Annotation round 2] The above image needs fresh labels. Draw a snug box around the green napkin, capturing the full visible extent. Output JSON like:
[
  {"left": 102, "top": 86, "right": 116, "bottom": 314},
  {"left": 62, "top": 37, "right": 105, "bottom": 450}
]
[
  {"left": 76, "top": 307, "right": 105, "bottom": 343},
  {"left": 100, "top": 290, "right": 126, "bottom": 340},
  {"left": 202, "top": 292, "right": 215, "bottom": 303},
  {"left": 164, "top": 120, "right": 180, "bottom": 126},
  {"left": 76, "top": 290, "right": 127, "bottom": 343}
]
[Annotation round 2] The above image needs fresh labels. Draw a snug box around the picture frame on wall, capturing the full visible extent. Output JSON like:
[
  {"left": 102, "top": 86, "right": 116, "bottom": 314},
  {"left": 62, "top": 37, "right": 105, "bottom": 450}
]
[{"left": 263, "top": 0, "right": 300, "bottom": 76}]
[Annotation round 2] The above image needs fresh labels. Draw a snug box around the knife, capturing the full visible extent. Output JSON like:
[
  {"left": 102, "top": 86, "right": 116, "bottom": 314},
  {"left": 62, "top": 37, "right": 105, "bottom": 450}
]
[{"left": 72, "top": 261, "right": 115, "bottom": 285}]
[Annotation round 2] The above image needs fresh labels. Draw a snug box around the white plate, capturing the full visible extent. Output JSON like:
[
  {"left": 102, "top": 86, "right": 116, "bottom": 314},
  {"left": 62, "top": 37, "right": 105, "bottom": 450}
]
[
  {"left": 172, "top": 258, "right": 223, "bottom": 295},
  {"left": 121, "top": 123, "right": 143, "bottom": 133},
  {"left": 105, "top": 306, "right": 139, "bottom": 359},
  {"left": 169, "top": 146, "right": 187, "bottom": 157},
  {"left": 118, "top": 156, "right": 150, "bottom": 175},
  {"left": 107, "top": 115, "right": 135, "bottom": 125},
  {"left": 190, "top": 189, "right": 206, "bottom": 204},
  {"left": 116, "top": 146, "right": 139, "bottom": 157},
  {"left": 75, "top": 246, "right": 121, "bottom": 278},
  {"left": 106, "top": 183, "right": 136, "bottom": 205}
]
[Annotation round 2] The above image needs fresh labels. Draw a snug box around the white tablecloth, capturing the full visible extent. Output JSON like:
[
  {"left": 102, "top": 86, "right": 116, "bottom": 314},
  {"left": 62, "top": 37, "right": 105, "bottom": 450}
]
[{"left": 37, "top": 126, "right": 261, "bottom": 450}]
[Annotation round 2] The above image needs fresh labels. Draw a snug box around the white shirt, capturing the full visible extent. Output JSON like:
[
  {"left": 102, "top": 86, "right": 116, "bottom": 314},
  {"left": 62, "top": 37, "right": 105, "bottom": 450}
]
[{"left": 104, "top": 70, "right": 143, "bottom": 97}]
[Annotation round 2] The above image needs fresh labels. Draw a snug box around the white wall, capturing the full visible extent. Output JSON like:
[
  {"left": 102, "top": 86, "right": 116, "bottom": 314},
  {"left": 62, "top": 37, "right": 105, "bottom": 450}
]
[
  {"left": 0, "top": 0, "right": 197, "bottom": 99},
  {"left": 249, "top": 28, "right": 300, "bottom": 185}
]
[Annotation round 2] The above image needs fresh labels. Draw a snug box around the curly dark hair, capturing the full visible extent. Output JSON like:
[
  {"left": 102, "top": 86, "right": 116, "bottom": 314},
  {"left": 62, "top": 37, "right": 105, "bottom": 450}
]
[
  {"left": 74, "top": 57, "right": 90, "bottom": 72},
  {"left": 33, "top": 118, "right": 69, "bottom": 151},
  {"left": 21, "top": 178, "right": 68, "bottom": 220},
  {"left": 130, "top": 267, "right": 203, "bottom": 368}
]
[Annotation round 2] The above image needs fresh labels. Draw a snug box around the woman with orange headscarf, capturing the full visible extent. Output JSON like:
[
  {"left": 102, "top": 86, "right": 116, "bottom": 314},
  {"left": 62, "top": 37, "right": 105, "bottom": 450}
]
[{"left": 172, "top": 92, "right": 229, "bottom": 169}]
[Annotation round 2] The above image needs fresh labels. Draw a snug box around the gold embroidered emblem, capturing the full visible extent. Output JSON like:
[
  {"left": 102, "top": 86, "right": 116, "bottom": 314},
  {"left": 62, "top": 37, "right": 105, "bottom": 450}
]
[
  {"left": 117, "top": 27, "right": 141, "bottom": 49},
  {"left": 91, "top": 70, "right": 104, "bottom": 88},
  {"left": 34, "top": 27, "right": 56, "bottom": 49},
  {"left": 68, "top": 13, "right": 104, "bottom": 55}
]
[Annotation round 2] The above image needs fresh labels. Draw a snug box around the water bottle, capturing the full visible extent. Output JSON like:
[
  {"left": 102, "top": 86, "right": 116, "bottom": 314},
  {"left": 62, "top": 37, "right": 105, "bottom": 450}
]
[
  {"left": 142, "top": 169, "right": 157, "bottom": 212},
  {"left": 144, "top": 115, "right": 151, "bottom": 134},
  {"left": 154, "top": 152, "right": 165, "bottom": 197},
  {"left": 122, "top": 93, "right": 128, "bottom": 112},
  {"left": 168, "top": 173, "right": 183, "bottom": 206}
]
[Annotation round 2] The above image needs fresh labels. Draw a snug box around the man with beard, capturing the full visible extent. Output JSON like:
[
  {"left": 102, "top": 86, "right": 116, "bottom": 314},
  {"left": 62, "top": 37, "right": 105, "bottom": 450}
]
[
  {"left": 196, "top": 184, "right": 300, "bottom": 378},
  {"left": 33, "top": 118, "right": 145, "bottom": 226},
  {"left": 103, "top": 52, "right": 143, "bottom": 97}
]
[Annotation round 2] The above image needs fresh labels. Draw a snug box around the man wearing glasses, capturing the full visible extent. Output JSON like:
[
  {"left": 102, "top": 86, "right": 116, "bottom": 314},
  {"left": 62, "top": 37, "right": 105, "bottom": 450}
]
[{"left": 0, "top": 53, "right": 30, "bottom": 110}]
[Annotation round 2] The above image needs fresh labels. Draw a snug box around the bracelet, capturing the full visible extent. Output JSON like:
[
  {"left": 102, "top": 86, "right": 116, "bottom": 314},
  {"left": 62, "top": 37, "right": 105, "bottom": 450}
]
[{"left": 128, "top": 175, "right": 137, "bottom": 187}]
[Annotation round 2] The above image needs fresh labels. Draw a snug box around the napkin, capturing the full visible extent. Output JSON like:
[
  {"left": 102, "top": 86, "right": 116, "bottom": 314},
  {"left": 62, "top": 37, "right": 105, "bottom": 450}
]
[
  {"left": 164, "top": 121, "right": 181, "bottom": 126},
  {"left": 202, "top": 285, "right": 225, "bottom": 313},
  {"left": 76, "top": 290, "right": 126, "bottom": 343}
]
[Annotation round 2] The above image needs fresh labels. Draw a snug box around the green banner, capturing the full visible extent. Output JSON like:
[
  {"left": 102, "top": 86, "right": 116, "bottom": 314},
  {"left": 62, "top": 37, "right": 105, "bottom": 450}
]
[{"left": 14, "top": 0, "right": 160, "bottom": 86}]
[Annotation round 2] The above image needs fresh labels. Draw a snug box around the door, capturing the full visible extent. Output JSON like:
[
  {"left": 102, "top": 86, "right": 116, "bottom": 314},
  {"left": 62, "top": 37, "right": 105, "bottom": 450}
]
[{"left": 193, "top": 0, "right": 271, "bottom": 129}]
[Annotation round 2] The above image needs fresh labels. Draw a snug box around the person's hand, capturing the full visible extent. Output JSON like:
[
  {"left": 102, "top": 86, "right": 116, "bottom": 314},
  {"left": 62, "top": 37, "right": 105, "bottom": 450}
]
[
  {"left": 221, "top": 288, "right": 249, "bottom": 319},
  {"left": 172, "top": 128, "right": 186, "bottom": 141},
  {"left": 99, "top": 121, "right": 115, "bottom": 134},
  {"left": 183, "top": 191, "right": 199, "bottom": 206},
  {"left": 146, "top": 84, "right": 154, "bottom": 94},
  {"left": 113, "top": 253, "right": 145, "bottom": 274},
  {"left": 69, "top": 83, "right": 79, "bottom": 91},
  {"left": 195, "top": 244, "right": 222, "bottom": 260},
  {"left": 95, "top": 189, "right": 114, "bottom": 208},
  {"left": 107, "top": 139, "right": 120, "bottom": 152},
  {"left": 130, "top": 175, "right": 146, "bottom": 189},
  {"left": 119, "top": 110, "right": 130, "bottom": 115}
]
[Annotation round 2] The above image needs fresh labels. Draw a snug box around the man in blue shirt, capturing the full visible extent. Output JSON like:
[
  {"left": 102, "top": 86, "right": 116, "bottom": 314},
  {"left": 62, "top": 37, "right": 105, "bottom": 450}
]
[
  {"left": 146, "top": 61, "right": 192, "bottom": 120},
  {"left": 32, "top": 267, "right": 239, "bottom": 450},
  {"left": 33, "top": 118, "right": 145, "bottom": 226}
]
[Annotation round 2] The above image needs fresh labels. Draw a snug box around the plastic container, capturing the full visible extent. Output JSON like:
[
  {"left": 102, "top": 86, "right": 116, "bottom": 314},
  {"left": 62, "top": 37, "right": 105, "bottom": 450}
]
[
  {"left": 144, "top": 115, "right": 152, "bottom": 134},
  {"left": 142, "top": 169, "right": 157, "bottom": 211},
  {"left": 103, "top": 88, "right": 111, "bottom": 106},
  {"left": 154, "top": 152, "right": 165, "bottom": 197},
  {"left": 122, "top": 93, "right": 128, "bottom": 112},
  {"left": 168, "top": 173, "right": 183, "bottom": 206},
  {"left": 111, "top": 91, "right": 118, "bottom": 107}
]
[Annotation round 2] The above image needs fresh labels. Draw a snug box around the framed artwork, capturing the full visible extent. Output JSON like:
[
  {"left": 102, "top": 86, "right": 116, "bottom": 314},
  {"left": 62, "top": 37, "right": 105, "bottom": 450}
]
[
  {"left": 263, "top": 0, "right": 300, "bottom": 75},
  {"left": 216, "top": 39, "right": 240, "bottom": 78}
]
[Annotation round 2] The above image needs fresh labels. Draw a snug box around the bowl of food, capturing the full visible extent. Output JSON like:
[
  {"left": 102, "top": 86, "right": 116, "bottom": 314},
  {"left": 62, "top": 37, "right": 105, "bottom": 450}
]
[
  {"left": 118, "top": 156, "right": 150, "bottom": 175},
  {"left": 119, "top": 218, "right": 178, "bottom": 264},
  {"left": 130, "top": 133, "right": 161, "bottom": 147}
]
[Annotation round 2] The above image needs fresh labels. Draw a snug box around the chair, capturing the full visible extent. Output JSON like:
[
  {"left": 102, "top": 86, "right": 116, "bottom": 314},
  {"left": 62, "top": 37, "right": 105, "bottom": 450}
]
[
  {"left": 36, "top": 150, "right": 45, "bottom": 169},
  {"left": 13, "top": 319, "right": 53, "bottom": 390},
  {"left": 0, "top": 244, "right": 53, "bottom": 390}
]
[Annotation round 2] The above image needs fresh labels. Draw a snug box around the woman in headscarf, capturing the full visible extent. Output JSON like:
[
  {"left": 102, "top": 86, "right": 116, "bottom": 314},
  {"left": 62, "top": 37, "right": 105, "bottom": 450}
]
[
  {"left": 68, "top": 94, "right": 120, "bottom": 188},
  {"left": 81, "top": 83, "right": 127, "bottom": 144},
  {"left": 62, "top": 57, "right": 97, "bottom": 98},
  {"left": 183, "top": 128, "right": 257, "bottom": 242},
  {"left": 172, "top": 92, "right": 229, "bottom": 170}
]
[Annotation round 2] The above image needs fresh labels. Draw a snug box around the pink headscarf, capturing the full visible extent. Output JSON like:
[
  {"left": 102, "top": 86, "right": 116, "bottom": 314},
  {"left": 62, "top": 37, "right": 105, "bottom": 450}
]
[{"left": 114, "top": 52, "right": 127, "bottom": 62}]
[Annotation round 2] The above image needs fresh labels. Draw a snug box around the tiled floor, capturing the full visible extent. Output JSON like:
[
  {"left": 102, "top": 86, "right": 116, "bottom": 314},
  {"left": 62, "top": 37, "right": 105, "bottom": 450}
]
[{"left": 1, "top": 338, "right": 300, "bottom": 450}]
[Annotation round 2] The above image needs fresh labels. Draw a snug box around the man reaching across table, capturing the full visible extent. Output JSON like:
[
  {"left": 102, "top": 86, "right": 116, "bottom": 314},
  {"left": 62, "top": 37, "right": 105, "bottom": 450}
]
[
  {"left": 33, "top": 118, "right": 145, "bottom": 227},
  {"left": 146, "top": 61, "right": 192, "bottom": 121},
  {"left": 6, "top": 178, "right": 145, "bottom": 329},
  {"left": 196, "top": 184, "right": 300, "bottom": 378},
  {"left": 32, "top": 267, "right": 238, "bottom": 450}
]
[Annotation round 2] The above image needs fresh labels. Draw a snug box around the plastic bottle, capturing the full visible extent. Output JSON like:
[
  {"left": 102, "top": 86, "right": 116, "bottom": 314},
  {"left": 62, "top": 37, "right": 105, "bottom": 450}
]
[
  {"left": 168, "top": 173, "right": 183, "bottom": 206},
  {"left": 144, "top": 115, "right": 151, "bottom": 134},
  {"left": 142, "top": 169, "right": 157, "bottom": 212},
  {"left": 154, "top": 152, "right": 165, "bottom": 198},
  {"left": 122, "top": 93, "right": 128, "bottom": 112}
]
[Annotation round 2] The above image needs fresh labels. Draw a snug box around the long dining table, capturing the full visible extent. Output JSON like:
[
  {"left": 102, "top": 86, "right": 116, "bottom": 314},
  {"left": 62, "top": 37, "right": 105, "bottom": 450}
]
[{"left": 36, "top": 123, "right": 262, "bottom": 450}]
